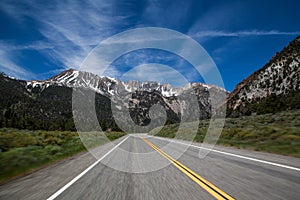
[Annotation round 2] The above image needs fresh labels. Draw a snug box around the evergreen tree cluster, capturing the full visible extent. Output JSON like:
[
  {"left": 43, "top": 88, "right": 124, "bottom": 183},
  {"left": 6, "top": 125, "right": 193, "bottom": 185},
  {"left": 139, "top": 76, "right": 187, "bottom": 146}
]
[{"left": 0, "top": 74, "right": 120, "bottom": 131}]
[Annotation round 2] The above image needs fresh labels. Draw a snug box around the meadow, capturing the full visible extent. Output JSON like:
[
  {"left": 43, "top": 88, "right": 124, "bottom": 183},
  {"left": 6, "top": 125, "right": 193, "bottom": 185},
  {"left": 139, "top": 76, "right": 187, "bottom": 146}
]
[
  {"left": 0, "top": 129, "right": 125, "bottom": 183},
  {"left": 150, "top": 109, "right": 300, "bottom": 157}
]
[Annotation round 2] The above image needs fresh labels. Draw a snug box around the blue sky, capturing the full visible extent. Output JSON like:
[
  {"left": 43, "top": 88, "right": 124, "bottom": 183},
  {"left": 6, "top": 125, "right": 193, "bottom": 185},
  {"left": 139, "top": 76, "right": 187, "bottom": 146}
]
[{"left": 0, "top": 0, "right": 299, "bottom": 91}]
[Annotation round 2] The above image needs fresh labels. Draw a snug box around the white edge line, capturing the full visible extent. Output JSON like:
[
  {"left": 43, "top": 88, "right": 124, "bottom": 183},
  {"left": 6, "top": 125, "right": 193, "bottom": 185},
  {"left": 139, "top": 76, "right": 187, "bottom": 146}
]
[
  {"left": 47, "top": 136, "right": 130, "bottom": 200},
  {"left": 151, "top": 136, "right": 300, "bottom": 172}
]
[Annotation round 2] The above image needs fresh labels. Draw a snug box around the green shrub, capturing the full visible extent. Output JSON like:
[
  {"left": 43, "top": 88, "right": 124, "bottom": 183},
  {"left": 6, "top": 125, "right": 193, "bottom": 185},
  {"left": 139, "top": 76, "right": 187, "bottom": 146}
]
[
  {"left": 0, "top": 129, "right": 125, "bottom": 183},
  {"left": 0, "top": 146, "right": 50, "bottom": 180},
  {"left": 45, "top": 145, "right": 62, "bottom": 155},
  {"left": 151, "top": 109, "right": 300, "bottom": 157}
]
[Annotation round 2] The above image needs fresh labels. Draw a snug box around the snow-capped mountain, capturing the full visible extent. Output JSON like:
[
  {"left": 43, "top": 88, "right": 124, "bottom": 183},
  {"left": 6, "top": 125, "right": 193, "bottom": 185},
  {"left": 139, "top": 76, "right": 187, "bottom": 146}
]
[
  {"left": 26, "top": 69, "right": 225, "bottom": 98},
  {"left": 0, "top": 68, "right": 227, "bottom": 131},
  {"left": 227, "top": 35, "right": 300, "bottom": 115},
  {"left": 26, "top": 69, "right": 119, "bottom": 96}
]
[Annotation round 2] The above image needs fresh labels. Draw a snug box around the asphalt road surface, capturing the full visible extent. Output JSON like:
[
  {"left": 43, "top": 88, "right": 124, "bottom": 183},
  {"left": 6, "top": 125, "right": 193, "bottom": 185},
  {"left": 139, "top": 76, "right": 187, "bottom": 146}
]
[{"left": 1, "top": 134, "right": 299, "bottom": 200}]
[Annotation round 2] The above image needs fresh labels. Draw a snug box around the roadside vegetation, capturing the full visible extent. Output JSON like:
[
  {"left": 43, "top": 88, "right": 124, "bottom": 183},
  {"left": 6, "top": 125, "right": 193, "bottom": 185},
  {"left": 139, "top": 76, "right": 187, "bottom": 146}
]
[
  {"left": 0, "top": 129, "right": 125, "bottom": 184},
  {"left": 150, "top": 109, "right": 300, "bottom": 157},
  {"left": 1, "top": 110, "right": 299, "bottom": 184}
]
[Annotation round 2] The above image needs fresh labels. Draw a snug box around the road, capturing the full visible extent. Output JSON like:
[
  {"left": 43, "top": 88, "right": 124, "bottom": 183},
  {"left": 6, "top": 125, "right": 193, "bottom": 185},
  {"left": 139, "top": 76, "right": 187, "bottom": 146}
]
[{"left": 1, "top": 134, "right": 300, "bottom": 199}]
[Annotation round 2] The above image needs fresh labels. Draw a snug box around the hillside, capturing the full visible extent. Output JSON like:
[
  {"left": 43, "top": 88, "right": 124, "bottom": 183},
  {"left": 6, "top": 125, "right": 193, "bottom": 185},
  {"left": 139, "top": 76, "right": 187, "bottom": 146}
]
[{"left": 227, "top": 36, "right": 300, "bottom": 116}]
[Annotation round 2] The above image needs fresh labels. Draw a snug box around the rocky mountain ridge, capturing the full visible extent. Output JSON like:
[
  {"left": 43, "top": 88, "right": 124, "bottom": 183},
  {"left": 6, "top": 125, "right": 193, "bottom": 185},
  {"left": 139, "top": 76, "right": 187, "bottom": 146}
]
[
  {"left": 227, "top": 35, "right": 300, "bottom": 116},
  {"left": 25, "top": 69, "right": 226, "bottom": 98}
]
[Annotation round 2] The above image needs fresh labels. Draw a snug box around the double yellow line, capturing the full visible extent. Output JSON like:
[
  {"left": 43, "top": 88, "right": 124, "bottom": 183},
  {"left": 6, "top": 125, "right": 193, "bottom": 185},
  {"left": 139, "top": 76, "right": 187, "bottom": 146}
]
[{"left": 140, "top": 137, "right": 235, "bottom": 200}]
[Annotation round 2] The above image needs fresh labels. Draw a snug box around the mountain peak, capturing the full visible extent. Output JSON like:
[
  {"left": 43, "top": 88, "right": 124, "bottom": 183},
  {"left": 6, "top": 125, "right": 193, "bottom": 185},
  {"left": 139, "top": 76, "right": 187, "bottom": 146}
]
[{"left": 47, "top": 69, "right": 78, "bottom": 81}]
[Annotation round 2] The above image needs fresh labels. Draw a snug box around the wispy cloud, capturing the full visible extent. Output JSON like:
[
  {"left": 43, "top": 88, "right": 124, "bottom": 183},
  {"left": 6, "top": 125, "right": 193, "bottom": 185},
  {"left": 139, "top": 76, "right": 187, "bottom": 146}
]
[
  {"left": 0, "top": 40, "right": 54, "bottom": 51},
  {"left": 31, "top": 0, "right": 132, "bottom": 69},
  {"left": 102, "top": 50, "right": 178, "bottom": 78},
  {"left": 121, "top": 63, "right": 188, "bottom": 87},
  {"left": 103, "top": 49, "right": 204, "bottom": 86},
  {"left": 186, "top": 1, "right": 300, "bottom": 40},
  {"left": 0, "top": 0, "right": 133, "bottom": 76},
  {"left": 192, "top": 30, "right": 300, "bottom": 38},
  {"left": 0, "top": 49, "right": 35, "bottom": 79}
]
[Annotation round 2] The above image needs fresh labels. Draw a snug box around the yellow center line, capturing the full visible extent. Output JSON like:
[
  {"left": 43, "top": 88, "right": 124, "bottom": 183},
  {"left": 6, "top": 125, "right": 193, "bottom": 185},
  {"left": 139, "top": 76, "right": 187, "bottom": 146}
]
[{"left": 140, "top": 137, "right": 235, "bottom": 200}]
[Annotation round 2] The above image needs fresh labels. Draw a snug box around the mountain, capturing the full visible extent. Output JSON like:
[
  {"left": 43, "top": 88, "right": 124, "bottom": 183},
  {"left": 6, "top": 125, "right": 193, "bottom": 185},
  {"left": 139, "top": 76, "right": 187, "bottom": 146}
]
[
  {"left": 227, "top": 36, "right": 300, "bottom": 116},
  {"left": 0, "top": 72, "right": 77, "bottom": 130},
  {"left": 26, "top": 69, "right": 225, "bottom": 98},
  {"left": 2, "top": 36, "right": 298, "bottom": 131},
  {"left": 0, "top": 70, "right": 227, "bottom": 131}
]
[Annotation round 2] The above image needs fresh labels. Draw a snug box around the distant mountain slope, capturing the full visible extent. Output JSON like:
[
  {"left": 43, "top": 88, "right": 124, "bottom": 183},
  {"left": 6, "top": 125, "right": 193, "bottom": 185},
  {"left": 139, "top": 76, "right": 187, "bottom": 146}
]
[
  {"left": 0, "top": 73, "right": 76, "bottom": 130},
  {"left": 227, "top": 36, "right": 300, "bottom": 116},
  {"left": 0, "top": 70, "right": 226, "bottom": 131}
]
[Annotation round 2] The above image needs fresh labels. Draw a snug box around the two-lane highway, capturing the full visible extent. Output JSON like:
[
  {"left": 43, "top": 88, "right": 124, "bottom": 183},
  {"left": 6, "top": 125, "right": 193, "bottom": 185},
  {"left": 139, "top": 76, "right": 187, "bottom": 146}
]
[{"left": 1, "top": 134, "right": 300, "bottom": 199}]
